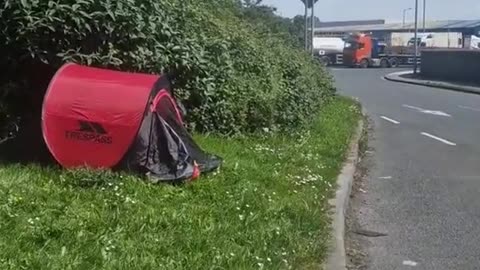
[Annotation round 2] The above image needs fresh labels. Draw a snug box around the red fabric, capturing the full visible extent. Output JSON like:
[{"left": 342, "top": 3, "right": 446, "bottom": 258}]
[
  {"left": 191, "top": 161, "right": 201, "bottom": 181},
  {"left": 150, "top": 89, "right": 183, "bottom": 124},
  {"left": 42, "top": 63, "right": 159, "bottom": 168}
]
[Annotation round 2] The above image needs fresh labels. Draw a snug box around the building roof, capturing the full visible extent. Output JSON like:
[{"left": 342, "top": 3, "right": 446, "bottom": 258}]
[
  {"left": 315, "top": 20, "right": 480, "bottom": 33},
  {"left": 318, "top": 19, "right": 385, "bottom": 28}
]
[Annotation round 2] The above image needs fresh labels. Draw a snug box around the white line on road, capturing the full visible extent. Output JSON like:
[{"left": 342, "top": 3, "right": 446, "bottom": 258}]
[
  {"left": 380, "top": 116, "right": 400, "bottom": 124},
  {"left": 403, "top": 260, "right": 418, "bottom": 266},
  {"left": 390, "top": 70, "right": 414, "bottom": 76},
  {"left": 458, "top": 105, "right": 480, "bottom": 112},
  {"left": 403, "top": 104, "right": 452, "bottom": 117},
  {"left": 378, "top": 176, "right": 392, "bottom": 179},
  {"left": 403, "top": 104, "right": 424, "bottom": 111},
  {"left": 421, "top": 132, "right": 456, "bottom": 146}
]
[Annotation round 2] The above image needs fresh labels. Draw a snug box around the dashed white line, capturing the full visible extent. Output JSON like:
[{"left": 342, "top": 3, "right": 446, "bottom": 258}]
[
  {"left": 458, "top": 105, "right": 480, "bottom": 112},
  {"left": 403, "top": 260, "right": 418, "bottom": 266},
  {"left": 421, "top": 132, "right": 456, "bottom": 146},
  {"left": 380, "top": 116, "right": 400, "bottom": 124},
  {"left": 378, "top": 176, "right": 392, "bottom": 179},
  {"left": 403, "top": 104, "right": 423, "bottom": 111}
]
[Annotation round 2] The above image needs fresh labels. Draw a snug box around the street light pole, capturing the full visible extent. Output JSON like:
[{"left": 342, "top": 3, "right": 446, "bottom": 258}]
[
  {"left": 423, "top": 0, "right": 426, "bottom": 32},
  {"left": 403, "top": 8, "right": 412, "bottom": 29},
  {"left": 304, "top": 1, "right": 308, "bottom": 50},
  {"left": 311, "top": 0, "right": 315, "bottom": 56},
  {"left": 414, "top": 0, "right": 419, "bottom": 74}
]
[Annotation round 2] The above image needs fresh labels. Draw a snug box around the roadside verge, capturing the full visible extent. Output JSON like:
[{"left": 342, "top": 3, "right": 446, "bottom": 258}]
[
  {"left": 0, "top": 97, "right": 362, "bottom": 269},
  {"left": 326, "top": 116, "right": 364, "bottom": 270},
  {"left": 384, "top": 71, "right": 480, "bottom": 95}
]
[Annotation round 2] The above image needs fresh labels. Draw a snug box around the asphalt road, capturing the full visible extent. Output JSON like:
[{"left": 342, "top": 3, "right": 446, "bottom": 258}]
[{"left": 331, "top": 67, "right": 480, "bottom": 270}]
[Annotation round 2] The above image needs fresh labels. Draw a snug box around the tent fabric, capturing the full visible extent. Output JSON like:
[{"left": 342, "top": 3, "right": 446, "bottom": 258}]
[{"left": 42, "top": 63, "right": 221, "bottom": 182}]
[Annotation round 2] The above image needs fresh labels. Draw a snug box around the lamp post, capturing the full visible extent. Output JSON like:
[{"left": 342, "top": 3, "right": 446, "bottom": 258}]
[
  {"left": 403, "top": 8, "right": 412, "bottom": 29},
  {"left": 304, "top": 2, "right": 308, "bottom": 50},
  {"left": 301, "top": 0, "right": 319, "bottom": 55},
  {"left": 422, "top": 0, "right": 426, "bottom": 32},
  {"left": 413, "top": 0, "right": 419, "bottom": 74},
  {"left": 311, "top": 0, "right": 315, "bottom": 56}
]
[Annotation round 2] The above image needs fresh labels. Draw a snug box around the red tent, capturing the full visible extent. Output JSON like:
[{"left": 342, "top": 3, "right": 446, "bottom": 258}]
[{"left": 42, "top": 63, "right": 221, "bottom": 182}]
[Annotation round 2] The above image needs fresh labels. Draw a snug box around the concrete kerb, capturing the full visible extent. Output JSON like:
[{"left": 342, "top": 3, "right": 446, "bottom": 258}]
[
  {"left": 384, "top": 71, "right": 480, "bottom": 95},
  {"left": 325, "top": 117, "right": 364, "bottom": 270}
]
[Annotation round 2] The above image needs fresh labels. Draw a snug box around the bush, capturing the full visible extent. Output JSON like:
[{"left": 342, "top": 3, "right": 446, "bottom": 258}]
[{"left": 0, "top": 0, "right": 334, "bottom": 134}]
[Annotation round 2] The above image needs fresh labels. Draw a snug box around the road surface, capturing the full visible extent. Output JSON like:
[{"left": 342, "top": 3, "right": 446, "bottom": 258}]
[{"left": 331, "top": 68, "right": 480, "bottom": 270}]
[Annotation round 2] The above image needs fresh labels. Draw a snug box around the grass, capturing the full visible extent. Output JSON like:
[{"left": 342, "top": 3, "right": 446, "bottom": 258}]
[{"left": 0, "top": 97, "right": 361, "bottom": 270}]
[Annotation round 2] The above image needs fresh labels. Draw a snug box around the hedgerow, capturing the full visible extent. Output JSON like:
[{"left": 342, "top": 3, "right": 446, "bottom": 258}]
[{"left": 0, "top": 0, "right": 334, "bottom": 134}]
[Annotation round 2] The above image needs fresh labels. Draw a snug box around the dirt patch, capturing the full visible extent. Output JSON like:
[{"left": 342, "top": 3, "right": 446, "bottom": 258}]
[{"left": 345, "top": 116, "right": 375, "bottom": 270}]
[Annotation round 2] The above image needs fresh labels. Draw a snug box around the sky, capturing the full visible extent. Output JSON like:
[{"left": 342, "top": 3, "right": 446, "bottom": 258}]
[{"left": 262, "top": 0, "right": 480, "bottom": 23}]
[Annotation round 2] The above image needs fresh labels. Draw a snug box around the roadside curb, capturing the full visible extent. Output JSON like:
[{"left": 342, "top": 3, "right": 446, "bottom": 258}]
[
  {"left": 326, "top": 117, "right": 364, "bottom": 270},
  {"left": 384, "top": 71, "right": 480, "bottom": 95}
]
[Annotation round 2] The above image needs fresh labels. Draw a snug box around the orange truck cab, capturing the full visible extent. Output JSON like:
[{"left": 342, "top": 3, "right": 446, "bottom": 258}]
[
  {"left": 343, "top": 33, "right": 373, "bottom": 67},
  {"left": 343, "top": 33, "right": 408, "bottom": 68}
]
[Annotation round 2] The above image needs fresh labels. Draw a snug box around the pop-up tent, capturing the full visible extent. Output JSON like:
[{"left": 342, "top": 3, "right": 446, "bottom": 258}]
[{"left": 42, "top": 63, "right": 221, "bottom": 182}]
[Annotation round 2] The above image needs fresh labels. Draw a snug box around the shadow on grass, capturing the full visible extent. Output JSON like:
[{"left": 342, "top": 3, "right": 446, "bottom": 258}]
[{"left": 0, "top": 118, "right": 55, "bottom": 166}]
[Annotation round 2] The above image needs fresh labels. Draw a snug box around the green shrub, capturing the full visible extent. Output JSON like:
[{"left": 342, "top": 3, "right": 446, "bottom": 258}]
[{"left": 0, "top": 0, "right": 334, "bottom": 134}]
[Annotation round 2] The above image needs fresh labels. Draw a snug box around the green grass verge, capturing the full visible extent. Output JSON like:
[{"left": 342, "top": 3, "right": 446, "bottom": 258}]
[{"left": 0, "top": 97, "right": 360, "bottom": 270}]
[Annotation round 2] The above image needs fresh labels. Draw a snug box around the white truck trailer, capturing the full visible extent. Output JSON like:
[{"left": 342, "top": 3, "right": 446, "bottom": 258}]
[
  {"left": 312, "top": 37, "right": 345, "bottom": 65},
  {"left": 388, "top": 32, "right": 463, "bottom": 48}
]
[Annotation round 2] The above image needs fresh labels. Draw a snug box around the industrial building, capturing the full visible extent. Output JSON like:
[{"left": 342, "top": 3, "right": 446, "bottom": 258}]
[
  {"left": 315, "top": 20, "right": 480, "bottom": 36},
  {"left": 315, "top": 20, "right": 480, "bottom": 48}
]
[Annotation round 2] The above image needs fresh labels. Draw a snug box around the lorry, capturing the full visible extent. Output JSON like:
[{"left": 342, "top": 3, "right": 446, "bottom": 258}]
[
  {"left": 407, "top": 32, "right": 463, "bottom": 48},
  {"left": 312, "top": 37, "right": 345, "bottom": 65},
  {"left": 389, "top": 32, "right": 463, "bottom": 48},
  {"left": 343, "top": 33, "right": 419, "bottom": 68},
  {"left": 465, "top": 35, "right": 480, "bottom": 49}
]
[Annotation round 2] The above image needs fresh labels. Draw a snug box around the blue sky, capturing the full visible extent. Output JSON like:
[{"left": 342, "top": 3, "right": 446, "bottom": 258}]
[{"left": 262, "top": 0, "right": 480, "bottom": 22}]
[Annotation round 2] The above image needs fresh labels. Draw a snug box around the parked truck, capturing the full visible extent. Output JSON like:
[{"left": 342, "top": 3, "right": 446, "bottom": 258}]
[
  {"left": 407, "top": 32, "right": 463, "bottom": 48},
  {"left": 312, "top": 37, "right": 345, "bottom": 66},
  {"left": 343, "top": 33, "right": 418, "bottom": 68},
  {"left": 388, "top": 32, "right": 463, "bottom": 48},
  {"left": 465, "top": 35, "right": 480, "bottom": 49}
]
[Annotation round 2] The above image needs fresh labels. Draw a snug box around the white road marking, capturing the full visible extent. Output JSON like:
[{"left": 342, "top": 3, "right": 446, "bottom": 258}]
[
  {"left": 378, "top": 176, "right": 392, "bottom": 179},
  {"left": 380, "top": 116, "right": 400, "bottom": 124},
  {"left": 403, "top": 104, "right": 451, "bottom": 117},
  {"left": 389, "top": 70, "right": 413, "bottom": 76},
  {"left": 403, "top": 260, "right": 418, "bottom": 266},
  {"left": 403, "top": 104, "right": 423, "bottom": 111},
  {"left": 459, "top": 105, "right": 480, "bottom": 112},
  {"left": 421, "top": 132, "right": 456, "bottom": 146}
]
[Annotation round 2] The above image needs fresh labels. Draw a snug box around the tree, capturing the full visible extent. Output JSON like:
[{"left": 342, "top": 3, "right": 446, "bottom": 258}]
[{"left": 242, "top": 0, "right": 263, "bottom": 7}]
